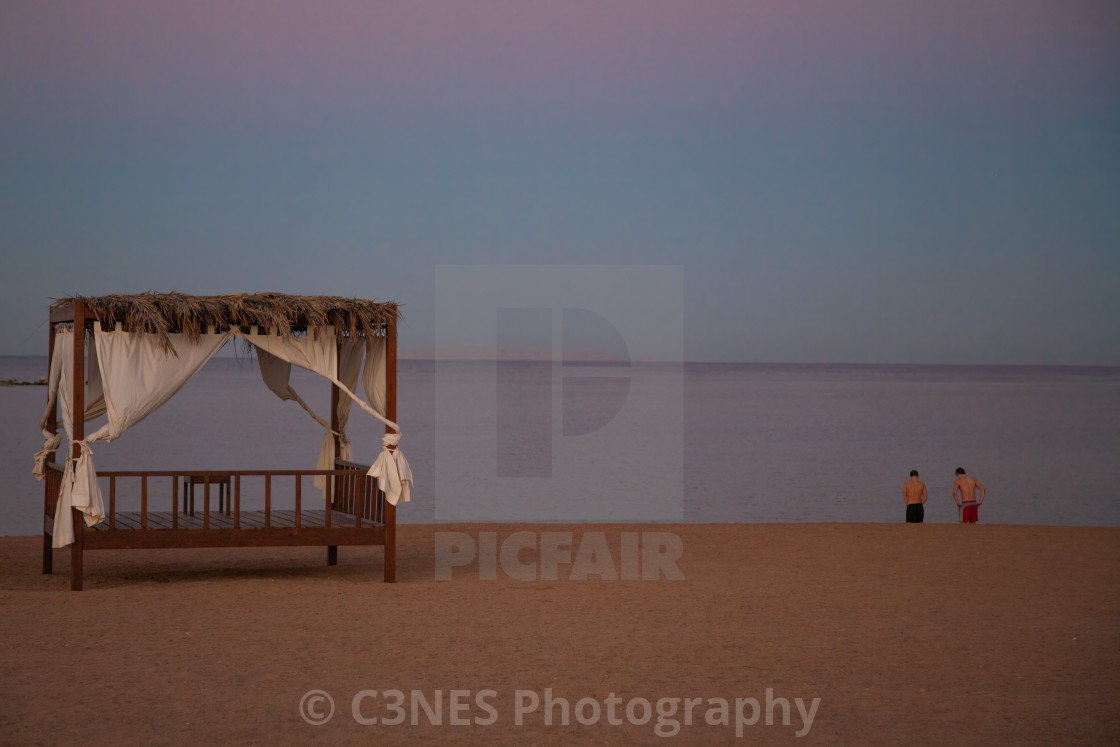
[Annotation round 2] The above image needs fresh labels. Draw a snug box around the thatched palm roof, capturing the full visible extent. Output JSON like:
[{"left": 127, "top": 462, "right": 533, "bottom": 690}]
[{"left": 54, "top": 293, "right": 399, "bottom": 351}]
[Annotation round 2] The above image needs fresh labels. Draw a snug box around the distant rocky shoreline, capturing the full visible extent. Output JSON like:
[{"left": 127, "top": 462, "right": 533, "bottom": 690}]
[{"left": 0, "top": 378, "right": 46, "bottom": 386}]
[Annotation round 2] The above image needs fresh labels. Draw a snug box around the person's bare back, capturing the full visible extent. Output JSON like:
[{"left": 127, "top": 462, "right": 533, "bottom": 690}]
[
  {"left": 903, "top": 470, "right": 927, "bottom": 523},
  {"left": 953, "top": 472, "right": 985, "bottom": 505},
  {"left": 904, "top": 475, "right": 927, "bottom": 505}
]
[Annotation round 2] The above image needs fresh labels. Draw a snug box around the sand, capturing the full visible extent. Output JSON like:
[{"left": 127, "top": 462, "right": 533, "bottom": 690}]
[{"left": 1, "top": 523, "right": 1116, "bottom": 744}]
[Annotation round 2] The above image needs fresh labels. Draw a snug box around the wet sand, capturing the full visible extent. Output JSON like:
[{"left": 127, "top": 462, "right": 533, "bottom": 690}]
[{"left": 1, "top": 523, "right": 1116, "bottom": 744}]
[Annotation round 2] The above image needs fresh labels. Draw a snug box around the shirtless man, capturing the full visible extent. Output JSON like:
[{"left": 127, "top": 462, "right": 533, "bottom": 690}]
[
  {"left": 953, "top": 468, "right": 986, "bottom": 523},
  {"left": 903, "top": 470, "right": 928, "bottom": 523}
]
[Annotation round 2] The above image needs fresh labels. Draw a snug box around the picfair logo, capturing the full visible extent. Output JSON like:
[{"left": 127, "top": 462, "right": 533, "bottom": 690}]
[{"left": 435, "top": 266, "right": 683, "bottom": 522}]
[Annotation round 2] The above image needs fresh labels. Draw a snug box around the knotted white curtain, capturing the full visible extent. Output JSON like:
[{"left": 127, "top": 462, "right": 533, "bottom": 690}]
[
  {"left": 42, "top": 328, "right": 231, "bottom": 547},
  {"left": 362, "top": 336, "right": 410, "bottom": 504},
  {"left": 33, "top": 331, "right": 107, "bottom": 480},
  {"left": 369, "top": 432, "right": 412, "bottom": 505},
  {"left": 32, "top": 339, "right": 65, "bottom": 480},
  {"left": 360, "top": 338, "right": 409, "bottom": 501}
]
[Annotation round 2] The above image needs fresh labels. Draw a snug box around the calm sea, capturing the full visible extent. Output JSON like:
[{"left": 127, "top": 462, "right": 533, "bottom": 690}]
[{"left": 2, "top": 355, "right": 1118, "bottom": 535}]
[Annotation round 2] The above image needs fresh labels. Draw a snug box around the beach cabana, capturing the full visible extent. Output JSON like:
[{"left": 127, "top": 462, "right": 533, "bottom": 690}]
[{"left": 33, "top": 293, "right": 411, "bottom": 590}]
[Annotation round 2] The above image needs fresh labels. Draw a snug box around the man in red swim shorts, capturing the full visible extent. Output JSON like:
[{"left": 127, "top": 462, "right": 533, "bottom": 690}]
[{"left": 953, "top": 467, "right": 986, "bottom": 523}]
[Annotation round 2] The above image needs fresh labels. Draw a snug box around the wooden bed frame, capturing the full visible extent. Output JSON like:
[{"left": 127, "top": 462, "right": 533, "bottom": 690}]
[{"left": 42, "top": 298, "right": 398, "bottom": 590}]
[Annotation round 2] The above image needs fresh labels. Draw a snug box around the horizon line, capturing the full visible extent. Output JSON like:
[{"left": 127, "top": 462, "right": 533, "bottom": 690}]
[{"left": 0, "top": 350, "right": 1117, "bottom": 369}]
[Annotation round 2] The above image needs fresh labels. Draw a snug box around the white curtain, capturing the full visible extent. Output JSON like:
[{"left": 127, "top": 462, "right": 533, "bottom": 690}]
[
  {"left": 257, "top": 348, "right": 336, "bottom": 433},
  {"left": 241, "top": 328, "right": 410, "bottom": 505},
  {"left": 361, "top": 335, "right": 412, "bottom": 504},
  {"left": 84, "top": 333, "right": 107, "bottom": 420},
  {"left": 369, "top": 432, "right": 412, "bottom": 505},
  {"left": 254, "top": 335, "right": 366, "bottom": 495},
  {"left": 33, "top": 331, "right": 107, "bottom": 479},
  {"left": 32, "top": 336, "right": 65, "bottom": 480},
  {"left": 363, "top": 335, "right": 387, "bottom": 417},
  {"left": 237, "top": 327, "right": 398, "bottom": 432},
  {"left": 49, "top": 328, "right": 231, "bottom": 547},
  {"left": 336, "top": 339, "right": 366, "bottom": 455},
  {"left": 310, "top": 339, "right": 364, "bottom": 493}
]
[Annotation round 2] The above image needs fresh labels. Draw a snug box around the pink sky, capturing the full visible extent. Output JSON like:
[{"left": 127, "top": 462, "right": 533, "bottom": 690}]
[
  {"left": 5, "top": 1, "right": 1115, "bottom": 124},
  {"left": 1, "top": 0, "right": 1117, "bottom": 363}
]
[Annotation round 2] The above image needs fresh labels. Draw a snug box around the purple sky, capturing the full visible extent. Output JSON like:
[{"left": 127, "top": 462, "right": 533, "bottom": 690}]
[{"left": 2, "top": 0, "right": 1118, "bottom": 363}]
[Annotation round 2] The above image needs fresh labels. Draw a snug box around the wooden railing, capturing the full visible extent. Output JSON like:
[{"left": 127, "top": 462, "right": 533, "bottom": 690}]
[
  {"left": 43, "top": 459, "right": 394, "bottom": 588},
  {"left": 333, "top": 459, "right": 385, "bottom": 525},
  {"left": 67, "top": 461, "right": 384, "bottom": 531}
]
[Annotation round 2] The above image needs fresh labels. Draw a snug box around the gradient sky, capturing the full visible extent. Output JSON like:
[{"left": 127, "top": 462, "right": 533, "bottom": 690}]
[{"left": 2, "top": 0, "right": 1117, "bottom": 363}]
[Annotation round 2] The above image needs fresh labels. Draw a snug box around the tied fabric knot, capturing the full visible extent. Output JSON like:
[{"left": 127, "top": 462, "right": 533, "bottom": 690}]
[
  {"left": 368, "top": 433, "right": 412, "bottom": 506},
  {"left": 33, "top": 432, "right": 62, "bottom": 480},
  {"left": 52, "top": 440, "right": 107, "bottom": 548}
]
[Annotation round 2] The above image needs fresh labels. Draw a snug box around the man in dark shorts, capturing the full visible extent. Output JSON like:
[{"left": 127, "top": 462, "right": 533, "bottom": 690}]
[
  {"left": 953, "top": 468, "right": 986, "bottom": 523},
  {"left": 903, "top": 470, "right": 927, "bottom": 523}
]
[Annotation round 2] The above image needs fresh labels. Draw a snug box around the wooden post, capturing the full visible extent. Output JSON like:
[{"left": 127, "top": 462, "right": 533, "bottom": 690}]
[
  {"left": 327, "top": 341, "right": 341, "bottom": 567},
  {"left": 331, "top": 342, "right": 342, "bottom": 456},
  {"left": 70, "top": 301, "right": 85, "bottom": 591},
  {"left": 42, "top": 321, "right": 57, "bottom": 574},
  {"left": 384, "top": 318, "right": 397, "bottom": 583}
]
